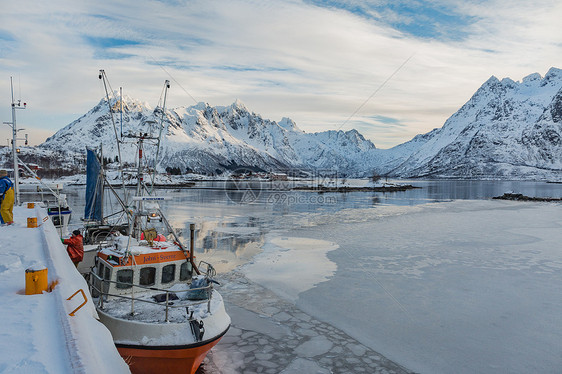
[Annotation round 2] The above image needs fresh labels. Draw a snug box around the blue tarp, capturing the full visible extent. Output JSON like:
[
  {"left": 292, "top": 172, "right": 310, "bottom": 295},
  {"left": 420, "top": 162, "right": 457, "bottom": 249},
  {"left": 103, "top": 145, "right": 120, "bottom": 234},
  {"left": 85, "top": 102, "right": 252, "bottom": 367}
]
[{"left": 85, "top": 148, "right": 103, "bottom": 221}]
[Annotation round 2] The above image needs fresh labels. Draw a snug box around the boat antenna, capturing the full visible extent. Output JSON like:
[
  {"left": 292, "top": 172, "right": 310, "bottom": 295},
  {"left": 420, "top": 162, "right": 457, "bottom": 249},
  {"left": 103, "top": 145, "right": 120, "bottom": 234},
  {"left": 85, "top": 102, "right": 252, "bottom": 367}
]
[{"left": 150, "top": 79, "right": 170, "bottom": 192}]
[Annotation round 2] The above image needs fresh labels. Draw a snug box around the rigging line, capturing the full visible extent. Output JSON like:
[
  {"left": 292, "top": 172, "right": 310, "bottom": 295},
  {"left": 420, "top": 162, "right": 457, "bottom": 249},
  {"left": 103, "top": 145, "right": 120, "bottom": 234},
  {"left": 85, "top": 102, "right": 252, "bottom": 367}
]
[
  {"left": 106, "top": 78, "right": 116, "bottom": 101},
  {"left": 336, "top": 53, "right": 415, "bottom": 131},
  {"left": 147, "top": 54, "right": 199, "bottom": 105},
  {"left": 158, "top": 81, "right": 166, "bottom": 108}
]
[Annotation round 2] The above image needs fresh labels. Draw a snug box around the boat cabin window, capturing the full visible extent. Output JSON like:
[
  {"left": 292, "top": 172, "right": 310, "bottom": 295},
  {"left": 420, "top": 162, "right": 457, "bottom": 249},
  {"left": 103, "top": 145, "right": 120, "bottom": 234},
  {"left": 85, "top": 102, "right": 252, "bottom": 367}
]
[
  {"left": 116, "top": 269, "right": 133, "bottom": 289},
  {"left": 98, "top": 263, "right": 111, "bottom": 280},
  {"left": 94, "top": 263, "right": 111, "bottom": 297},
  {"left": 161, "top": 264, "right": 175, "bottom": 284},
  {"left": 51, "top": 215, "right": 62, "bottom": 226},
  {"left": 180, "top": 262, "right": 192, "bottom": 281},
  {"left": 140, "top": 267, "right": 156, "bottom": 286},
  {"left": 97, "top": 264, "right": 104, "bottom": 278}
]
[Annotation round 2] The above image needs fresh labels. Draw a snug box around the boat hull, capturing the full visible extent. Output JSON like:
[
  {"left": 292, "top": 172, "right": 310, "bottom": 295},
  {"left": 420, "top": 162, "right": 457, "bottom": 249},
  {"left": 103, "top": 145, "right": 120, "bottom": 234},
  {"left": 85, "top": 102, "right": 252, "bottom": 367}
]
[
  {"left": 116, "top": 329, "right": 228, "bottom": 374},
  {"left": 96, "top": 290, "right": 231, "bottom": 374}
]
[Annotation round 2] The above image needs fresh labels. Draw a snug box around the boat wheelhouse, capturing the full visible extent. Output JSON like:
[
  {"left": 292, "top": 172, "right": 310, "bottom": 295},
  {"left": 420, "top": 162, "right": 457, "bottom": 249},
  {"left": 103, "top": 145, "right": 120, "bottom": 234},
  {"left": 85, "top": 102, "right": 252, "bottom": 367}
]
[{"left": 91, "top": 237, "right": 193, "bottom": 298}]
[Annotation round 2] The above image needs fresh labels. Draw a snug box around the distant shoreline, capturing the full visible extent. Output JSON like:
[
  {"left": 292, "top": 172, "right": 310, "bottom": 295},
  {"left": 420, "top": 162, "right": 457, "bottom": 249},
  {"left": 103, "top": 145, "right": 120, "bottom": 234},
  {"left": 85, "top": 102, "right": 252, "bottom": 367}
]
[
  {"left": 62, "top": 181, "right": 421, "bottom": 192},
  {"left": 292, "top": 184, "right": 420, "bottom": 192}
]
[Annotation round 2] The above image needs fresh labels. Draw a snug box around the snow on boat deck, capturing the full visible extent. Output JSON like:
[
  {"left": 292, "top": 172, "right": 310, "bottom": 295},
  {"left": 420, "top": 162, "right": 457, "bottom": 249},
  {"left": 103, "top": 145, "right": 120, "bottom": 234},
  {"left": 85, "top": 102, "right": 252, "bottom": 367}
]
[{"left": 0, "top": 205, "right": 129, "bottom": 374}]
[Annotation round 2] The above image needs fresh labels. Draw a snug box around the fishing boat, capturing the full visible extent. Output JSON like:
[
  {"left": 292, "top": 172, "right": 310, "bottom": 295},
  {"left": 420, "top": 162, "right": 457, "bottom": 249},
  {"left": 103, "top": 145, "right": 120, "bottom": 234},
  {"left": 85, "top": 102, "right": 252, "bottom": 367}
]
[
  {"left": 89, "top": 222, "right": 230, "bottom": 374},
  {"left": 87, "top": 72, "right": 230, "bottom": 374}
]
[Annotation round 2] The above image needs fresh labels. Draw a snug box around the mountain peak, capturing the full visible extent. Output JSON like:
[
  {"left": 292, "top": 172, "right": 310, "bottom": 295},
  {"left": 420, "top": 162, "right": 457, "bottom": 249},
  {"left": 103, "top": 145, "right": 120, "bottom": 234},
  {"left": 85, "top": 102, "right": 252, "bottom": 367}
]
[
  {"left": 484, "top": 75, "right": 500, "bottom": 84},
  {"left": 278, "top": 117, "right": 301, "bottom": 132},
  {"left": 468, "top": 75, "right": 501, "bottom": 102},
  {"left": 522, "top": 72, "right": 542, "bottom": 84},
  {"left": 386, "top": 67, "right": 562, "bottom": 180},
  {"left": 476, "top": 75, "right": 501, "bottom": 93},
  {"left": 500, "top": 77, "right": 517, "bottom": 88},
  {"left": 191, "top": 102, "right": 208, "bottom": 111},
  {"left": 231, "top": 99, "right": 248, "bottom": 111},
  {"left": 545, "top": 67, "right": 562, "bottom": 78},
  {"left": 542, "top": 67, "right": 562, "bottom": 86}
]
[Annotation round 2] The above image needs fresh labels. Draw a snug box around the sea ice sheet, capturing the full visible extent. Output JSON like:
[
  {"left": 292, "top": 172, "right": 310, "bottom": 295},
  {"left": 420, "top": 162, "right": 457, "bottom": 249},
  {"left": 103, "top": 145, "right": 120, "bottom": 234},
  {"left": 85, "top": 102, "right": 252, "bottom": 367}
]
[
  {"left": 242, "top": 236, "right": 338, "bottom": 302},
  {"left": 291, "top": 200, "right": 562, "bottom": 374}
]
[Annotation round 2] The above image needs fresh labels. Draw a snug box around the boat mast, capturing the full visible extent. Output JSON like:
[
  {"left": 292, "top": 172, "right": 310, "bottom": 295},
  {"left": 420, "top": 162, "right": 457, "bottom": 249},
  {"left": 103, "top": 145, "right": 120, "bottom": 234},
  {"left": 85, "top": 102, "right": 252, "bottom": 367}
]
[
  {"left": 120, "top": 86, "right": 123, "bottom": 139},
  {"left": 134, "top": 134, "right": 145, "bottom": 239},
  {"left": 130, "top": 130, "right": 160, "bottom": 238},
  {"left": 150, "top": 80, "right": 170, "bottom": 192},
  {"left": 99, "top": 144, "right": 105, "bottom": 222},
  {"left": 98, "top": 70, "right": 128, "bottom": 205},
  {"left": 4, "top": 77, "right": 26, "bottom": 206}
]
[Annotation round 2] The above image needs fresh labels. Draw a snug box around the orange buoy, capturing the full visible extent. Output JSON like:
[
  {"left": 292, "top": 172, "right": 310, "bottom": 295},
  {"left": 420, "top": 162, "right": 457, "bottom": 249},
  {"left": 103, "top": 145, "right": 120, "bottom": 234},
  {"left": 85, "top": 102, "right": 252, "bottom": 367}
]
[
  {"left": 25, "top": 267, "right": 48, "bottom": 295},
  {"left": 27, "top": 202, "right": 35, "bottom": 209},
  {"left": 27, "top": 217, "right": 38, "bottom": 228}
]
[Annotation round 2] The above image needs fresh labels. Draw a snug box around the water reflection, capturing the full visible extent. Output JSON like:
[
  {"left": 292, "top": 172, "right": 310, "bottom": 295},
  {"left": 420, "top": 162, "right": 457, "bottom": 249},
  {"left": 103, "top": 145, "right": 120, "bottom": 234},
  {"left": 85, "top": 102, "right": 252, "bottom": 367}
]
[{"left": 60, "top": 179, "right": 562, "bottom": 271}]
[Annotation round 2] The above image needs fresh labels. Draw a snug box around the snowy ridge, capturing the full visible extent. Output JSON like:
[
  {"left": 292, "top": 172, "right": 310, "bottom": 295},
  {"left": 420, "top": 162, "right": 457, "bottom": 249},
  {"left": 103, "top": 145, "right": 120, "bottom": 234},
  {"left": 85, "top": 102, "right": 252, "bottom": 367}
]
[
  {"left": 385, "top": 67, "right": 562, "bottom": 179},
  {"left": 40, "top": 95, "right": 378, "bottom": 176},
  {"left": 37, "top": 67, "right": 562, "bottom": 179}
]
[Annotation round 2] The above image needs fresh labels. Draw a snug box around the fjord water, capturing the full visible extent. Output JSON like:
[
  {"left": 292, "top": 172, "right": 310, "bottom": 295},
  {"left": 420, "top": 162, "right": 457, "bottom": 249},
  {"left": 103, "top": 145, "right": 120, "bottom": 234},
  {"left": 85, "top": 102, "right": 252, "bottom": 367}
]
[
  {"left": 65, "top": 178, "right": 562, "bottom": 229},
  {"left": 64, "top": 179, "right": 562, "bottom": 373},
  {"left": 64, "top": 179, "right": 562, "bottom": 270}
]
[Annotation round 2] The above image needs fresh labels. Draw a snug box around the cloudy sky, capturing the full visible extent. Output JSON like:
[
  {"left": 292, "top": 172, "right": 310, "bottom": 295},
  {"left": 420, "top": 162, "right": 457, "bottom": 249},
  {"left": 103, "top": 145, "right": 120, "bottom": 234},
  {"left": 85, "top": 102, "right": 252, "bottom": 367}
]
[{"left": 1, "top": 0, "right": 561, "bottom": 148}]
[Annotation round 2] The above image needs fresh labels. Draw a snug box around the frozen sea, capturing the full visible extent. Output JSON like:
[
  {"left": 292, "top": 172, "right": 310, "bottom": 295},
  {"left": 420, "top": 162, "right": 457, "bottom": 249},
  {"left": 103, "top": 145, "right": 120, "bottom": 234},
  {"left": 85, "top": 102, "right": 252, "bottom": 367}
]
[{"left": 64, "top": 179, "right": 562, "bottom": 373}]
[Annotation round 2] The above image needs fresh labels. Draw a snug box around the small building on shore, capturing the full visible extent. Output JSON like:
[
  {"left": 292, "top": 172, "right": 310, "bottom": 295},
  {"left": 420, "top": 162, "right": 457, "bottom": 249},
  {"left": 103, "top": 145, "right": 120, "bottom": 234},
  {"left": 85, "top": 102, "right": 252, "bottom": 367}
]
[{"left": 270, "top": 172, "right": 288, "bottom": 181}]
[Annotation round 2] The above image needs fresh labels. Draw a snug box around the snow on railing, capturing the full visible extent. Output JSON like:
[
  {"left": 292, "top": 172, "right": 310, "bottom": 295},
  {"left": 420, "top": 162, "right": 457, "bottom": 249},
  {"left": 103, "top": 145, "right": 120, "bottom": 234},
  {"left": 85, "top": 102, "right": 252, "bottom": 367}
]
[{"left": 89, "top": 272, "right": 214, "bottom": 322}]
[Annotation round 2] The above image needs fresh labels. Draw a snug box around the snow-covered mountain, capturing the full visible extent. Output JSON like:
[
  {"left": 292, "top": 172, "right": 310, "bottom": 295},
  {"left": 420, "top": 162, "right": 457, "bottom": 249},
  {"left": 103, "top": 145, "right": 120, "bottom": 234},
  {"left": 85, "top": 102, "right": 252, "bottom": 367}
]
[
  {"left": 40, "top": 96, "right": 378, "bottom": 176},
  {"left": 37, "top": 67, "right": 562, "bottom": 180},
  {"left": 384, "top": 67, "right": 562, "bottom": 179}
]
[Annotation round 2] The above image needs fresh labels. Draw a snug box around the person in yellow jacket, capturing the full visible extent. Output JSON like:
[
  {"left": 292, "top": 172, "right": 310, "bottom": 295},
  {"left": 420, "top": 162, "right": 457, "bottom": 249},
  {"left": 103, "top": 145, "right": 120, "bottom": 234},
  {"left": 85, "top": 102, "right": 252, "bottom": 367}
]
[{"left": 0, "top": 170, "right": 15, "bottom": 225}]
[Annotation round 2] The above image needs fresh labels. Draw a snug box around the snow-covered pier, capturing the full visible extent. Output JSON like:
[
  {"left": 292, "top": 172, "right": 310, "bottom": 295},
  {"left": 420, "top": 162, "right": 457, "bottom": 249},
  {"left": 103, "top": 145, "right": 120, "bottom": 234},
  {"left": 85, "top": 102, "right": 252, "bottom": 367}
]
[{"left": 0, "top": 205, "right": 128, "bottom": 374}]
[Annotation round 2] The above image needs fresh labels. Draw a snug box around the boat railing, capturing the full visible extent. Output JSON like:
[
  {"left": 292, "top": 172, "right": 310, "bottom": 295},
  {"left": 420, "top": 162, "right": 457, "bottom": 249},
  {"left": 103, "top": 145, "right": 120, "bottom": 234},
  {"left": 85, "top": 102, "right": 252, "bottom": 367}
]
[{"left": 89, "top": 272, "right": 214, "bottom": 322}]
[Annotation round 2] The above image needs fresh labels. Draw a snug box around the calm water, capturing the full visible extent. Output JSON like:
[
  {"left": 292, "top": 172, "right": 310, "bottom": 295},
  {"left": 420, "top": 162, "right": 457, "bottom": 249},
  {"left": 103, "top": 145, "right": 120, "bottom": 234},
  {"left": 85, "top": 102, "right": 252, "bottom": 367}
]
[
  {"left": 60, "top": 179, "right": 562, "bottom": 373},
  {"left": 61, "top": 179, "right": 562, "bottom": 266}
]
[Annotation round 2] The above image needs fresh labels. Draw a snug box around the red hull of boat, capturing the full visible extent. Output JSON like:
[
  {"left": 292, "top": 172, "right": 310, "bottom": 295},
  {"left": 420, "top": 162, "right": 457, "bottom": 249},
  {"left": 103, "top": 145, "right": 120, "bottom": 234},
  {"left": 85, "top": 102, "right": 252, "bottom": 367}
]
[{"left": 117, "top": 336, "right": 224, "bottom": 374}]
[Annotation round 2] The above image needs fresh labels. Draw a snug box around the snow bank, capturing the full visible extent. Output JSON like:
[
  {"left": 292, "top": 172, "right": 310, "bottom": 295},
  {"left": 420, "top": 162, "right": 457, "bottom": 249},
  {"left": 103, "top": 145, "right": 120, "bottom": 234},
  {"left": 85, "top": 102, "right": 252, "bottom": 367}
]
[{"left": 0, "top": 206, "right": 129, "bottom": 374}]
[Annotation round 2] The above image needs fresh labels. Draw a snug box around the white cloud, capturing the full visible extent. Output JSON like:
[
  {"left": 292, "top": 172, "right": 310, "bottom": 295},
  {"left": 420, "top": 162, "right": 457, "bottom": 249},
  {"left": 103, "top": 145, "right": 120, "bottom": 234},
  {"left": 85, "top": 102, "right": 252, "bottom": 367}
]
[{"left": 0, "top": 0, "right": 561, "bottom": 149}]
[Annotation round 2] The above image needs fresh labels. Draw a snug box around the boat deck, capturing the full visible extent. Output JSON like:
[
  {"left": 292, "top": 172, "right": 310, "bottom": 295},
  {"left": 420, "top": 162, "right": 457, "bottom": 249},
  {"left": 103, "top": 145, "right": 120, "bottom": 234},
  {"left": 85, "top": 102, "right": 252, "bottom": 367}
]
[{"left": 98, "top": 287, "right": 222, "bottom": 324}]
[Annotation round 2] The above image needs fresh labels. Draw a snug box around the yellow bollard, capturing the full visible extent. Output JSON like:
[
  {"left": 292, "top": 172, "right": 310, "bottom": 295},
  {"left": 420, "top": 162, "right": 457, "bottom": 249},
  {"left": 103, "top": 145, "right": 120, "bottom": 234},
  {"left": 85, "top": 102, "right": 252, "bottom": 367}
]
[
  {"left": 27, "top": 217, "right": 38, "bottom": 228},
  {"left": 27, "top": 202, "right": 35, "bottom": 209},
  {"left": 25, "top": 267, "right": 48, "bottom": 295}
]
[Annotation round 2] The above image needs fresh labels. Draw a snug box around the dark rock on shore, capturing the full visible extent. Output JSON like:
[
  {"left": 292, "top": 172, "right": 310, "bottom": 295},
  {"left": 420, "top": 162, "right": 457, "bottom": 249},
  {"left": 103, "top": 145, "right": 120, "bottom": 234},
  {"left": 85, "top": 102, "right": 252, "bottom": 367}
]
[{"left": 493, "top": 192, "right": 562, "bottom": 202}]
